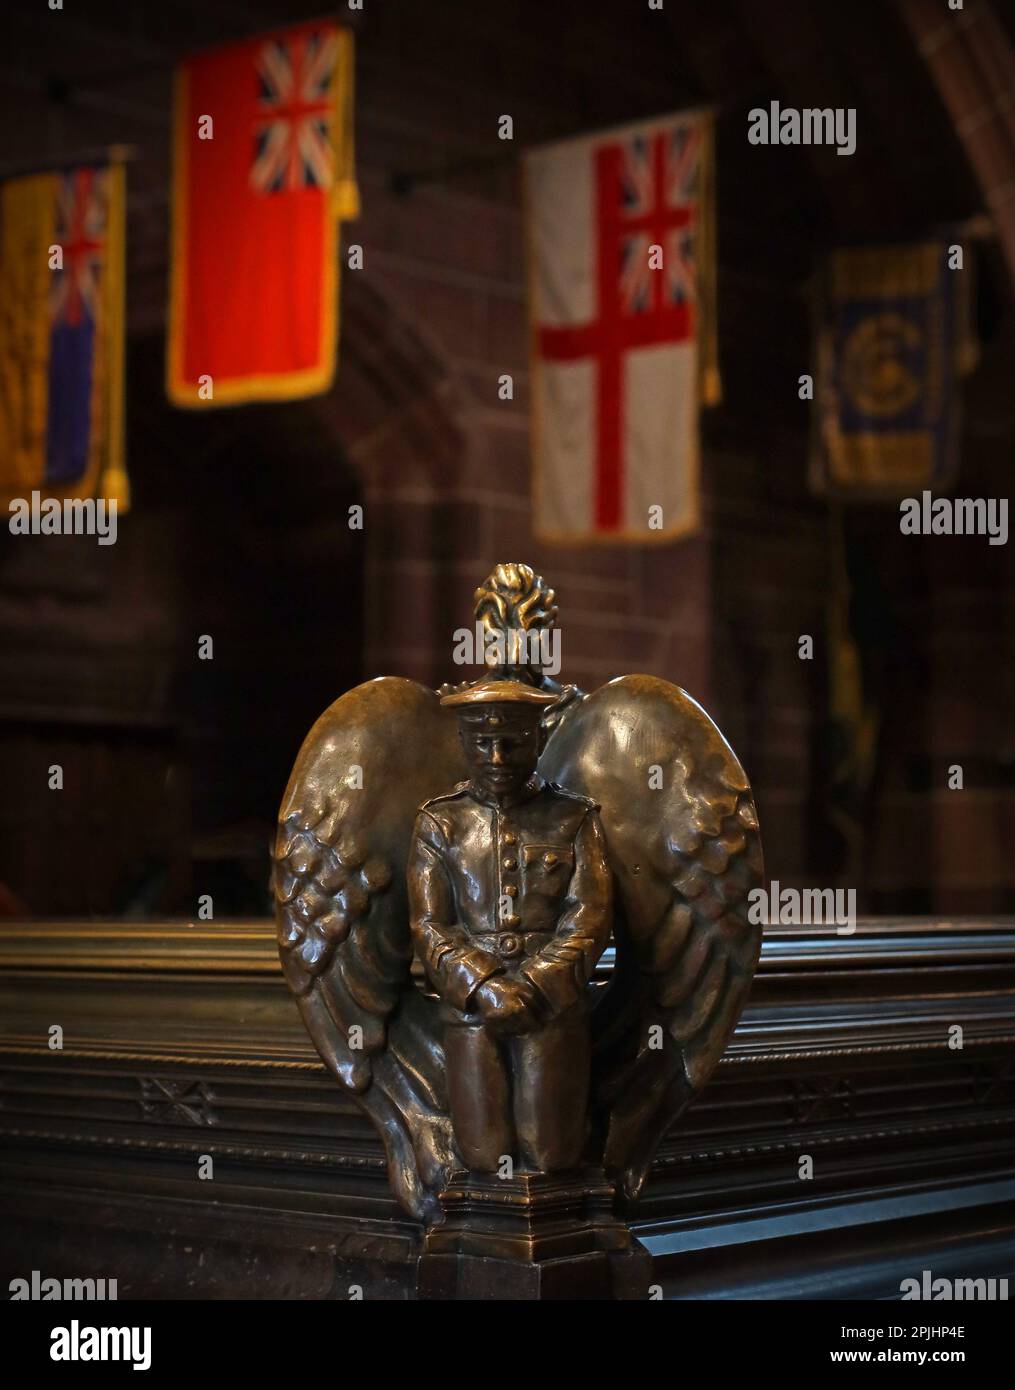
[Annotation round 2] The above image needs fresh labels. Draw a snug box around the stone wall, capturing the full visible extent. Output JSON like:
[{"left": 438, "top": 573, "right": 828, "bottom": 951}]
[{"left": 0, "top": 0, "right": 1012, "bottom": 914}]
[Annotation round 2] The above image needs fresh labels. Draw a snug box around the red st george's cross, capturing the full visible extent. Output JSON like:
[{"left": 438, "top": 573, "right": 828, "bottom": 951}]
[
  {"left": 251, "top": 29, "right": 336, "bottom": 193},
  {"left": 538, "top": 126, "right": 701, "bottom": 530},
  {"left": 50, "top": 168, "right": 107, "bottom": 329}
]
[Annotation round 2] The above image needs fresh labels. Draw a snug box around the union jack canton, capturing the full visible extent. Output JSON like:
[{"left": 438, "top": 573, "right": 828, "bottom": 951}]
[
  {"left": 252, "top": 30, "right": 337, "bottom": 193},
  {"left": 617, "top": 126, "right": 700, "bottom": 314}
]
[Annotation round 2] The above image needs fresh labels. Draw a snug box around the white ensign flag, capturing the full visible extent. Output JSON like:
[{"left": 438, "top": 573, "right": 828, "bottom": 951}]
[{"left": 524, "top": 110, "right": 718, "bottom": 543}]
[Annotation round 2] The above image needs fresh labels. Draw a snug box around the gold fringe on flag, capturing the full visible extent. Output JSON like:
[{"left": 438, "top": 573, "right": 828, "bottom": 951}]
[
  {"left": 99, "top": 155, "right": 129, "bottom": 512},
  {"left": 331, "top": 27, "right": 360, "bottom": 223}
]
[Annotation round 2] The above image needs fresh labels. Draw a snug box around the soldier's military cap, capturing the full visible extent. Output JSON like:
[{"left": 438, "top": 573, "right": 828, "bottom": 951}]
[{"left": 441, "top": 679, "right": 558, "bottom": 724}]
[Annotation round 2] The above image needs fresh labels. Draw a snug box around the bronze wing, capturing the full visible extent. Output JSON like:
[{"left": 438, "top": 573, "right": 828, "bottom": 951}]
[
  {"left": 272, "top": 677, "right": 466, "bottom": 1223},
  {"left": 540, "top": 674, "right": 763, "bottom": 1200}
]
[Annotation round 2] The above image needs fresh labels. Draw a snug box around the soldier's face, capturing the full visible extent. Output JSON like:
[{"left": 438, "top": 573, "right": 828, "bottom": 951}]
[{"left": 459, "top": 710, "right": 544, "bottom": 798}]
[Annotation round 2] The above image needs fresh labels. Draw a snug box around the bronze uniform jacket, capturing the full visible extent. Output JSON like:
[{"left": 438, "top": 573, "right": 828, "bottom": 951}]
[{"left": 408, "top": 776, "right": 612, "bottom": 1017}]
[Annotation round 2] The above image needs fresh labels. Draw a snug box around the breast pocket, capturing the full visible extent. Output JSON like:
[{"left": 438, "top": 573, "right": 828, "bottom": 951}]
[{"left": 521, "top": 843, "right": 575, "bottom": 901}]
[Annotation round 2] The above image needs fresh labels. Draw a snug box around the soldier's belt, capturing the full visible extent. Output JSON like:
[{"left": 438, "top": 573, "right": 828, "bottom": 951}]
[{"left": 471, "top": 929, "right": 553, "bottom": 962}]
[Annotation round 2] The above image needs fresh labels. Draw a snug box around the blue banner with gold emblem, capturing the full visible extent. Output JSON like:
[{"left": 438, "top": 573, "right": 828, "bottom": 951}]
[{"left": 810, "top": 240, "right": 976, "bottom": 500}]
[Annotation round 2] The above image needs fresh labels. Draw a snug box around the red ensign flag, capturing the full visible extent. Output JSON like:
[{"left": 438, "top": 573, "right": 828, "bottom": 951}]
[{"left": 167, "top": 19, "right": 358, "bottom": 407}]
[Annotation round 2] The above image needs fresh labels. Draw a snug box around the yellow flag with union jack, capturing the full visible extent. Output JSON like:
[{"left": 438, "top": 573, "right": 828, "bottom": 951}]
[{"left": 0, "top": 160, "right": 127, "bottom": 511}]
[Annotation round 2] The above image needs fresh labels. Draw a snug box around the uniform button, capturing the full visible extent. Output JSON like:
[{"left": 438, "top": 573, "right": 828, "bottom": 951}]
[
  {"left": 504, "top": 884, "right": 518, "bottom": 897},
  {"left": 503, "top": 857, "right": 517, "bottom": 870},
  {"left": 503, "top": 831, "right": 517, "bottom": 845},
  {"left": 500, "top": 915, "right": 521, "bottom": 929},
  {"left": 543, "top": 852, "right": 559, "bottom": 867}
]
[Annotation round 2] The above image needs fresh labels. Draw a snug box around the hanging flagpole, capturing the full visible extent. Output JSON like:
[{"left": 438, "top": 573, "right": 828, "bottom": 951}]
[{"left": 0, "top": 145, "right": 138, "bottom": 183}]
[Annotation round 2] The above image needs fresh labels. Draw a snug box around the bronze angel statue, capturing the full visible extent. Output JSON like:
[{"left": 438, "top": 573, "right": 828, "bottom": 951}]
[{"left": 273, "top": 564, "right": 763, "bottom": 1226}]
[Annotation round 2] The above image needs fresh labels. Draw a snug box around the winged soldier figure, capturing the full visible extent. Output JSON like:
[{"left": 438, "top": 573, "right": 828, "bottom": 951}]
[{"left": 273, "top": 563, "right": 763, "bottom": 1225}]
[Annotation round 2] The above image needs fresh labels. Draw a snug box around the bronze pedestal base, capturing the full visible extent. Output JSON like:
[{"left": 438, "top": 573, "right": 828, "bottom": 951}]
[{"left": 416, "top": 1168, "right": 652, "bottom": 1300}]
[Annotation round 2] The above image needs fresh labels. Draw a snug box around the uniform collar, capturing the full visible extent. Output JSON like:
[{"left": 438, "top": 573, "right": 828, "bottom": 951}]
[{"left": 467, "top": 773, "right": 544, "bottom": 810}]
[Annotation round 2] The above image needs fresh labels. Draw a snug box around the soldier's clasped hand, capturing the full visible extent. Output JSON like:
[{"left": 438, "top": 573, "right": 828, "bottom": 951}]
[{"left": 474, "top": 977, "right": 541, "bottom": 1034}]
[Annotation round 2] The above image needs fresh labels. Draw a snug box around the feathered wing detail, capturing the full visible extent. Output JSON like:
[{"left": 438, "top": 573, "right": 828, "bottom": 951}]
[
  {"left": 272, "top": 677, "right": 466, "bottom": 1223},
  {"left": 539, "top": 674, "right": 763, "bottom": 1201}
]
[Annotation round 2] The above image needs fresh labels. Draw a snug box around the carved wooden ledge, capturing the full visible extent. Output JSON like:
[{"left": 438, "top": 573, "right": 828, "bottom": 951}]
[{"left": 1, "top": 917, "right": 1013, "bottom": 1298}]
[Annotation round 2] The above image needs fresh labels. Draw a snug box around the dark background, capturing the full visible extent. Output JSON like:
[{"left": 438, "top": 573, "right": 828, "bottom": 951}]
[{"left": 0, "top": 0, "right": 1012, "bottom": 919}]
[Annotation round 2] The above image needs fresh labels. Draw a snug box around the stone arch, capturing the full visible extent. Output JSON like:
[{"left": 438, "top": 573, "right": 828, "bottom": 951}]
[
  {"left": 899, "top": 0, "right": 1015, "bottom": 285},
  {"left": 313, "top": 271, "right": 474, "bottom": 689}
]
